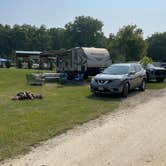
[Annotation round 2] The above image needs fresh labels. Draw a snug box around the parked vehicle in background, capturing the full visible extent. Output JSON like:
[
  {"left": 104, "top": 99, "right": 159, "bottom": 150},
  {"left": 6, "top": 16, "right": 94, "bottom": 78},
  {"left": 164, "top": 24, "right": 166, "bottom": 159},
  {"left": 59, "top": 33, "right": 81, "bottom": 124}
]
[
  {"left": 0, "top": 58, "right": 11, "bottom": 68},
  {"left": 146, "top": 64, "right": 166, "bottom": 82},
  {"left": 90, "top": 63, "right": 146, "bottom": 97},
  {"left": 56, "top": 47, "right": 112, "bottom": 79},
  {"left": 160, "top": 63, "right": 166, "bottom": 69}
]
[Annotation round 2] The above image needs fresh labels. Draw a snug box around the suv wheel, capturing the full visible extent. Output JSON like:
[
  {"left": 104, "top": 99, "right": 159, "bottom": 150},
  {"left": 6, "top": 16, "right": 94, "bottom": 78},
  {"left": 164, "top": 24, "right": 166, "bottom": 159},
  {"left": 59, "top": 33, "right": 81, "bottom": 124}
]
[
  {"left": 139, "top": 79, "right": 146, "bottom": 91},
  {"left": 122, "top": 83, "right": 129, "bottom": 97}
]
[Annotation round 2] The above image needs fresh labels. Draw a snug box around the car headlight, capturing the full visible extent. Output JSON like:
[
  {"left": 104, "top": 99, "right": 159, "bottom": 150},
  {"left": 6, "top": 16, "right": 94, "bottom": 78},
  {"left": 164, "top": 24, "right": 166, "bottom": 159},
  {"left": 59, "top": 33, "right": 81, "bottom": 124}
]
[{"left": 91, "top": 77, "right": 95, "bottom": 83}]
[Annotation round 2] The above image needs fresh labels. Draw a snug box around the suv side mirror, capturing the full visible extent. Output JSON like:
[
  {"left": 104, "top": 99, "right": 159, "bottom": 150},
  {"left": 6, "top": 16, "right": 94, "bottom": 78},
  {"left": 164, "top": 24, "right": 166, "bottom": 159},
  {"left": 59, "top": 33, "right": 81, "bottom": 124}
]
[{"left": 129, "top": 71, "right": 136, "bottom": 75}]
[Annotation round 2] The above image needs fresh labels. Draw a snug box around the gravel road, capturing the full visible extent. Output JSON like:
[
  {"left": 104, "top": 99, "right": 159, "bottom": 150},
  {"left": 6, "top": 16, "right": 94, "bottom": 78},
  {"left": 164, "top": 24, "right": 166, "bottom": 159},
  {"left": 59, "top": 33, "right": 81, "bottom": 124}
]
[{"left": 2, "top": 89, "right": 166, "bottom": 166}]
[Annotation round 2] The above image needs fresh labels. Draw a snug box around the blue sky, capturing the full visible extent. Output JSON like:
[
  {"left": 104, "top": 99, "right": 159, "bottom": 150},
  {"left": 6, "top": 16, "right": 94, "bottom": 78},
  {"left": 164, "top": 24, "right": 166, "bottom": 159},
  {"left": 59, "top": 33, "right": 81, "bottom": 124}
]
[{"left": 0, "top": 0, "right": 166, "bottom": 38}]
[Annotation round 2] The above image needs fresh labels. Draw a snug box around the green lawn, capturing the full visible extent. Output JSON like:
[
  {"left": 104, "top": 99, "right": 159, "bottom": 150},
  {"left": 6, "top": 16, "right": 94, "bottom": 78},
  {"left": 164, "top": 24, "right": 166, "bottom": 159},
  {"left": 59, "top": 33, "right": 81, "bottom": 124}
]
[
  {"left": 0, "top": 68, "right": 119, "bottom": 160},
  {"left": 146, "top": 80, "right": 166, "bottom": 89}
]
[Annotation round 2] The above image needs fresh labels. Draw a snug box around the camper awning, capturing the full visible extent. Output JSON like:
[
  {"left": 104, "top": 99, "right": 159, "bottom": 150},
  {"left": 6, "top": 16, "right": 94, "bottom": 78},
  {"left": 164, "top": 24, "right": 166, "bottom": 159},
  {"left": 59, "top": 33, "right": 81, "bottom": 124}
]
[
  {"left": 0, "top": 58, "right": 8, "bottom": 62},
  {"left": 16, "top": 51, "right": 42, "bottom": 55}
]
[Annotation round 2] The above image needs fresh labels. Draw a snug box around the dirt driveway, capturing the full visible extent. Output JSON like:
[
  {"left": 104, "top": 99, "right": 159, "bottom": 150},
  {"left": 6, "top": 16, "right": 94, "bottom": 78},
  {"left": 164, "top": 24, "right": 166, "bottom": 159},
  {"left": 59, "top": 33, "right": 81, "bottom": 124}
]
[{"left": 2, "top": 89, "right": 166, "bottom": 166}]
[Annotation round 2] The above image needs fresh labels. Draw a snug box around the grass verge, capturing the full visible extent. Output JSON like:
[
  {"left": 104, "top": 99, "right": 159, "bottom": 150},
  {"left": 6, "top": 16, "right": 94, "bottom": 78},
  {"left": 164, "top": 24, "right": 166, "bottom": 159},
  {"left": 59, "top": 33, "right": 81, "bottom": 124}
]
[{"left": 146, "top": 80, "right": 166, "bottom": 89}]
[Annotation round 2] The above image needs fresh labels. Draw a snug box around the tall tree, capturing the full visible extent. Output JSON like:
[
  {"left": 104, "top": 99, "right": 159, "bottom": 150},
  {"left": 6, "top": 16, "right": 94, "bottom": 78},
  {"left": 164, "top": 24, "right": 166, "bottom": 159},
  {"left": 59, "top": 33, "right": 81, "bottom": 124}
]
[
  {"left": 11, "top": 24, "right": 27, "bottom": 51},
  {"left": 0, "top": 24, "right": 12, "bottom": 58},
  {"left": 147, "top": 32, "right": 166, "bottom": 61},
  {"left": 108, "top": 25, "right": 147, "bottom": 62},
  {"left": 32, "top": 25, "right": 51, "bottom": 51},
  {"left": 65, "top": 16, "right": 105, "bottom": 47},
  {"left": 49, "top": 28, "right": 67, "bottom": 49}
]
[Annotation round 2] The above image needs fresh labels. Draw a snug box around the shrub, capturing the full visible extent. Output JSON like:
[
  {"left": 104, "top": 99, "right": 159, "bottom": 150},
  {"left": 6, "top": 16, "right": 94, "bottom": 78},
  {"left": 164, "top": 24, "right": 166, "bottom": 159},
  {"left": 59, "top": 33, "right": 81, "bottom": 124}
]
[
  {"left": 28, "top": 60, "right": 33, "bottom": 69},
  {"left": 18, "top": 59, "right": 22, "bottom": 68},
  {"left": 139, "top": 56, "right": 153, "bottom": 68},
  {"left": 5, "top": 61, "right": 11, "bottom": 68}
]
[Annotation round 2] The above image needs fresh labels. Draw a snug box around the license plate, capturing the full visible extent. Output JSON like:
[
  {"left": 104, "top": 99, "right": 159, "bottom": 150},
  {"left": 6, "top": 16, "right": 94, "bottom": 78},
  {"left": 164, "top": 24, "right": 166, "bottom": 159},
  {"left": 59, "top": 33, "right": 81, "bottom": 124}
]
[{"left": 98, "top": 87, "right": 104, "bottom": 91}]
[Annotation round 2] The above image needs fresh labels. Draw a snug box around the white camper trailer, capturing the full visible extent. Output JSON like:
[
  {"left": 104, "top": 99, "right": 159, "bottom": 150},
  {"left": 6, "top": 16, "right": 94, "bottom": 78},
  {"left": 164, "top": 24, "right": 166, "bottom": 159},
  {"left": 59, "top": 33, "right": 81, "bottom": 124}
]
[{"left": 56, "top": 47, "right": 112, "bottom": 78}]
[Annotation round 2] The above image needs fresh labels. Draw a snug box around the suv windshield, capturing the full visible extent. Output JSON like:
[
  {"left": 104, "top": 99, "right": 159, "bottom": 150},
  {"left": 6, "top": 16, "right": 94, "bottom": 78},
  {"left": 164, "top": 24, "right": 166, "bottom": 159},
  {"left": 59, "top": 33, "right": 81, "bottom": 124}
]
[
  {"left": 147, "top": 64, "right": 155, "bottom": 68},
  {"left": 103, "top": 65, "right": 129, "bottom": 75}
]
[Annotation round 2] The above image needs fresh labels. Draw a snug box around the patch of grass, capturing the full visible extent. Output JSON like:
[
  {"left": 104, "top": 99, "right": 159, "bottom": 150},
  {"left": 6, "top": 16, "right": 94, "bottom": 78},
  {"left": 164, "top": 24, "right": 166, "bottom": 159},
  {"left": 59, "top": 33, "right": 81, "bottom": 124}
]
[
  {"left": 146, "top": 80, "right": 166, "bottom": 89},
  {"left": 0, "top": 68, "right": 119, "bottom": 160}
]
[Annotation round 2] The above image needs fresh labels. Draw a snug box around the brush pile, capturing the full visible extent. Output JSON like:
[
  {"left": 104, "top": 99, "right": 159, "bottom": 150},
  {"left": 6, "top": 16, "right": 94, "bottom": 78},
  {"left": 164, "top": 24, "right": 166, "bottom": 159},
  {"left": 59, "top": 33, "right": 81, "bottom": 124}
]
[{"left": 11, "top": 91, "right": 43, "bottom": 100}]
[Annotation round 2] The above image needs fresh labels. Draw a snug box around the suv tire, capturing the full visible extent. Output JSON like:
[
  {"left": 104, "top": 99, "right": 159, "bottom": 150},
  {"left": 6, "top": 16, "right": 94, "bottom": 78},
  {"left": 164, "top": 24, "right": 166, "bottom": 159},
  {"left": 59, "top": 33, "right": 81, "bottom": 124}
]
[
  {"left": 122, "top": 83, "right": 129, "bottom": 97},
  {"left": 139, "top": 79, "right": 146, "bottom": 91}
]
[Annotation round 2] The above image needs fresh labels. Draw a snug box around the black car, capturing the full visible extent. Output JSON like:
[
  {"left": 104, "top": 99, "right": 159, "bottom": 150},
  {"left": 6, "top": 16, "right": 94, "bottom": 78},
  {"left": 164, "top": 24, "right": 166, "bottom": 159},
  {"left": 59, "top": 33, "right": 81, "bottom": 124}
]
[
  {"left": 160, "top": 63, "right": 166, "bottom": 69},
  {"left": 90, "top": 63, "right": 146, "bottom": 97},
  {"left": 146, "top": 64, "right": 166, "bottom": 82}
]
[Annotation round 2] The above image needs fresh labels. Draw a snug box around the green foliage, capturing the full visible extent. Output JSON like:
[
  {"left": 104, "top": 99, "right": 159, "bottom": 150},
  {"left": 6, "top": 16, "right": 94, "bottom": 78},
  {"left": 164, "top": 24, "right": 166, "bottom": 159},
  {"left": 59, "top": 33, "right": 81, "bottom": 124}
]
[
  {"left": 0, "top": 18, "right": 165, "bottom": 63},
  {"left": 65, "top": 16, "right": 106, "bottom": 48},
  {"left": 49, "top": 28, "right": 67, "bottom": 49},
  {"left": 28, "top": 60, "right": 33, "bottom": 69},
  {"left": 5, "top": 61, "right": 11, "bottom": 68},
  {"left": 18, "top": 59, "right": 22, "bottom": 68},
  {"left": 49, "top": 61, "right": 56, "bottom": 71},
  {"left": 0, "top": 16, "right": 107, "bottom": 58},
  {"left": 147, "top": 32, "right": 166, "bottom": 61},
  {"left": 108, "top": 25, "right": 147, "bottom": 62},
  {"left": 107, "top": 33, "right": 126, "bottom": 62},
  {"left": 139, "top": 56, "right": 153, "bottom": 68}
]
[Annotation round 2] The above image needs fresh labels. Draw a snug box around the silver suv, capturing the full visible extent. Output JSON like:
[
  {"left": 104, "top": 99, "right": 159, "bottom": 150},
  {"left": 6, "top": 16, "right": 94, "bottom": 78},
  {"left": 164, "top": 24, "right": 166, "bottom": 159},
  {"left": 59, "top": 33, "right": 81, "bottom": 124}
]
[{"left": 90, "top": 63, "right": 146, "bottom": 97}]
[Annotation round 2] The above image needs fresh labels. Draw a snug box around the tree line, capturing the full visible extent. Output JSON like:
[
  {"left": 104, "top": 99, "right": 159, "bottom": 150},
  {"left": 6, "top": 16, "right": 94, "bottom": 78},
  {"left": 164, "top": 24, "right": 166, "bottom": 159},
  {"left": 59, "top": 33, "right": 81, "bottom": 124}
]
[{"left": 0, "top": 16, "right": 166, "bottom": 62}]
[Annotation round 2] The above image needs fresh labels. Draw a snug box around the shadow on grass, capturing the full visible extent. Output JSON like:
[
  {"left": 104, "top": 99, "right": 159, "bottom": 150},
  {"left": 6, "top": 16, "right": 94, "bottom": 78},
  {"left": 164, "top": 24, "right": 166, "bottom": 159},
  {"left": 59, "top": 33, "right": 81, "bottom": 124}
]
[
  {"left": 127, "top": 89, "right": 143, "bottom": 97},
  {"left": 57, "top": 80, "right": 89, "bottom": 87},
  {"left": 86, "top": 89, "right": 143, "bottom": 102},
  {"left": 87, "top": 93, "right": 121, "bottom": 101}
]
